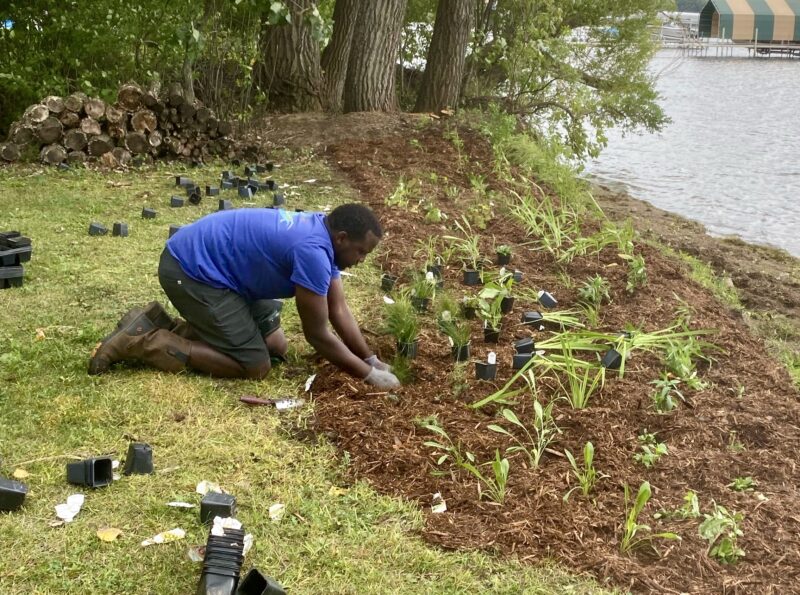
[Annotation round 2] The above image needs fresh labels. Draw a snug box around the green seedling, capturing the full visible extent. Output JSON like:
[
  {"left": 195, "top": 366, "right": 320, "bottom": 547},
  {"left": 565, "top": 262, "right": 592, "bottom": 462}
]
[
  {"left": 620, "top": 481, "right": 681, "bottom": 554},
  {"left": 444, "top": 217, "right": 485, "bottom": 271},
  {"left": 578, "top": 274, "right": 610, "bottom": 307},
  {"left": 461, "top": 449, "right": 510, "bottom": 504},
  {"left": 487, "top": 403, "right": 559, "bottom": 468},
  {"left": 650, "top": 373, "right": 684, "bottom": 413},
  {"left": 727, "top": 476, "right": 757, "bottom": 492},
  {"left": 634, "top": 430, "right": 668, "bottom": 468},
  {"left": 699, "top": 503, "right": 745, "bottom": 563},
  {"left": 386, "top": 176, "right": 414, "bottom": 208},
  {"left": 438, "top": 311, "right": 471, "bottom": 348},
  {"left": 655, "top": 490, "right": 700, "bottom": 520},
  {"left": 411, "top": 271, "right": 437, "bottom": 300},
  {"left": 420, "top": 420, "right": 469, "bottom": 470},
  {"left": 563, "top": 441, "right": 605, "bottom": 500},
  {"left": 555, "top": 338, "right": 605, "bottom": 409},
  {"left": 383, "top": 293, "right": 419, "bottom": 344},
  {"left": 625, "top": 253, "right": 648, "bottom": 293}
]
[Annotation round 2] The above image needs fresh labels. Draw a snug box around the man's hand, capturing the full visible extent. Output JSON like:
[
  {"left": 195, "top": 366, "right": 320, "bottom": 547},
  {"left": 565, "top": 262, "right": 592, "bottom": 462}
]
[
  {"left": 364, "top": 354, "right": 391, "bottom": 372},
  {"left": 364, "top": 367, "right": 401, "bottom": 389}
]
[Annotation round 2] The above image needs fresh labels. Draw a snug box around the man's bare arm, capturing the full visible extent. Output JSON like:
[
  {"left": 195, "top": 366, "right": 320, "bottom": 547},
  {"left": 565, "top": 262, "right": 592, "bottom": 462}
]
[{"left": 327, "top": 277, "right": 372, "bottom": 360}]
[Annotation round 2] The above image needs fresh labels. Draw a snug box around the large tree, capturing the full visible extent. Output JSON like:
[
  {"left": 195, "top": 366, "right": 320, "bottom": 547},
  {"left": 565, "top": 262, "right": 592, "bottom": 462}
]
[
  {"left": 256, "top": 0, "right": 323, "bottom": 112},
  {"left": 343, "top": 0, "right": 408, "bottom": 112},
  {"left": 320, "top": 0, "right": 360, "bottom": 111},
  {"left": 414, "top": 0, "right": 473, "bottom": 113}
]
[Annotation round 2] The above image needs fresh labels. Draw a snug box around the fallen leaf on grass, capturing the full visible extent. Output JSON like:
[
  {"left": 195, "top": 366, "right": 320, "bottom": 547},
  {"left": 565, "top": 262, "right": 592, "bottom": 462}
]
[
  {"left": 12, "top": 469, "right": 30, "bottom": 479},
  {"left": 35, "top": 328, "right": 46, "bottom": 341},
  {"left": 96, "top": 527, "right": 122, "bottom": 542},
  {"left": 196, "top": 480, "right": 222, "bottom": 495},
  {"left": 141, "top": 528, "right": 186, "bottom": 546},
  {"left": 269, "top": 503, "right": 285, "bottom": 523}
]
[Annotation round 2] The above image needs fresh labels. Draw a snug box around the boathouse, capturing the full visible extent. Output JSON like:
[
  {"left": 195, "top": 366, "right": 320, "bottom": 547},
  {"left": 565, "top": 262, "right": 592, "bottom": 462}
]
[{"left": 699, "top": 0, "right": 800, "bottom": 41}]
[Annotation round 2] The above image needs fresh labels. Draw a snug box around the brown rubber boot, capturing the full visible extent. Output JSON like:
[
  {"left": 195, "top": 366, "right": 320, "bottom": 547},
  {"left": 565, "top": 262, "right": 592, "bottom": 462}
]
[
  {"left": 170, "top": 317, "right": 199, "bottom": 340},
  {"left": 136, "top": 329, "right": 192, "bottom": 372},
  {"left": 89, "top": 312, "right": 157, "bottom": 375},
  {"left": 114, "top": 301, "right": 175, "bottom": 331}
]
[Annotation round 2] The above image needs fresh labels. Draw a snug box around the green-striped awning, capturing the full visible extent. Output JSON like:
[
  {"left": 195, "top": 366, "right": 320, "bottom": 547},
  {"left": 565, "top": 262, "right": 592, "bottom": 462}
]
[{"left": 699, "top": 0, "right": 800, "bottom": 41}]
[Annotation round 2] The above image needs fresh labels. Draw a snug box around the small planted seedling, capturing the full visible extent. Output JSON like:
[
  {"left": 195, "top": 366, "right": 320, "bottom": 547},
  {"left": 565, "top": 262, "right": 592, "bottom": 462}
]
[
  {"left": 727, "top": 476, "right": 757, "bottom": 492},
  {"left": 487, "top": 403, "right": 558, "bottom": 468},
  {"left": 410, "top": 271, "right": 437, "bottom": 312},
  {"left": 273, "top": 193, "right": 285, "bottom": 206},
  {"left": 476, "top": 352, "right": 497, "bottom": 380},
  {"left": 112, "top": 222, "right": 128, "bottom": 237},
  {"left": 634, "top": 430, "right": 668, "bottom": 468},
  {"left": 169, "top": 225, "right": 182, "bottom": 238},
  {"left": 218, "top": 199, "right": 233, "bottom": 211},
  {"left": 384, "top": 293, "right": 420, "bottom": 359},
  {"left": 141, "top": 207, "right": 157, "bottom": 219},
  {"left": 699, "top": 503, "right": 745, "bottom": 563},
  {"left": 66, "top": 457, "right": 113, "bottom": 488},
  {"left": 0, "top": 477, "right": 28, "bottom": 511},
  {"left": 496, "top": 244, "right": 512, "bottom": 265},
  {"left": 200, "top": 492, "right": 237, "bottom": 524},
  {"left": 563, "top": 441, "right": 604, "bottom": 501},
  {"left": 650, "top": 373, "right": 684, "bottom": 412},
  {"left": 88, "top": 222, "right": 108, "bottom": 236},
  {"left": 537, "top": 290, "right": 558, "bottom": 309},
  {"left": 620, "top": 481, "right": 681, "bottom": 554},
  {"left": 122, "top": 442, "right": 154, "bottom": 475},
  {"left": 461, "top": 296, "right": 479, "bottom": 320},
  {"left": 170, "top": 196, "right": 185, "bottom": 208},
  {"left": 438, "top": 311, "right": 471, "bottom": 362},
  {"left": 381, "top": 273, "right": 398, "bottom": 292}
]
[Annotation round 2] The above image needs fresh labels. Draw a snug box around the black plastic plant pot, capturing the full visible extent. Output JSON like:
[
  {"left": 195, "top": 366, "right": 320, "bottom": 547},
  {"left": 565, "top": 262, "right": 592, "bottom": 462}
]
[
  {"left": 237, "top": 177, "right": 249, "bottom": 188},
  {"left": 483, "top": 325, "right": 501, "bottom": 343},
  {"left": 426, "top": 263, "right": 443, "bottom": 279},
  {"left": 231, "top": 158, "right": 241, "bottom": 167},
  {"left": 244, "top": 165, "right": 255, "bottom": 177},
  {"left": 601, "top": 348, "right": 623, "bottom": 370},
  {"left": 257, "top": 162, "right": 274, "bottom": 173},
  {"left": 462, "top": 305, "right": 477, "bottom": 320},
  {"left": 238, "top": 186, "right": 253, "bottom": 199},
  {"left": 196, "top": 572, "right": 239, "bottom": 595},
  {"left": 397, "top": 339, "right": 419, "bottom": 359},
  {"left": 175, "top": 176, "right": 192, "bottom": 187},
  {"left": 273, "top": 193, "right": 285, "bottom": 207},
  {"left": 238, "top": 569, "right": 287, "bottom": 595},
  {"left": 512, "top": 352, "right": 533, "bottom": 370},
  {"left": 219, "top": 199, "right": 233, "bottom": 211},
  {"left": 0, "top": 246, "right": 31, "bottom": 267},
  {"left": 187, "top": 189, "right": 202, "bottom": 205},
  {"left": 380, "top": 273, "right": 397, "bottom": 292},
  {"left": 4, "top": 235, "right": 31, "bottom": 248},
  {"left": 411, "top": 296, "right": 429, "bottom": 313},
  {"left": 500, "top": 296, "right": 515, "bottom": 314},
  {"left": 246, "top": 183, "right": 260, "bottom": 196},
  {"left": 0, "top": 477, "right": 28, "bottom": 511},
  {"left": 0, "top": 231, "right": 21, "bottom": 242},
  {"left": 522, "top": 311, "right": 544, "bottom": 326},
  {"left": 88, "top": 222, "right": 108, "bottom": 236},
  {"left": 112, "top": 222, "right": 129, "bottom": 237},
  {"left": 0, "top": 266, "right": 24, "bottom": 289},
  {"left": 169, "top": 225, "right": 182, "bottom": 238},
  {"left": 463, "top": 269, "right": 481, "bottom": 286},
  {"left": 200, "top": 492, "right": 237, "bottom": 525},
  {"left": 475, "top": 362, "right": 497, "bottom": 381},
  {"left": 514, "top": 337, "right": 535, "bottom": 354},
  {"left": 221, "top": 170, "right": 233, "bottom": 180},
  {"left": 142, "top": 207, "right": 157, "bottom": 219},
  {"left": 538, "top": 290, "right": 558, "bottom": 309},
  {"left": 123, "top": 442, "right": 153, "bottom": 475},
  {"left": 221, "top": 179, "right": 234, "bottom": 190},
  {"left": 66, "top": 457, "right": 113, "bottom": 488},
  {"left": 513, "top": 270, "right": 523, "bottom": 283},
  {"left": 265, "top": 179, "right": 276, "bottom": 191},
  {"left": 170, "top": 196, "right": 185, "bottom": 208},
  {"left": 451, "top": 342, "right": 471, "bottom": 362},
  {"left": 497, "top": 251, "right": 511, "bottom": 265}
]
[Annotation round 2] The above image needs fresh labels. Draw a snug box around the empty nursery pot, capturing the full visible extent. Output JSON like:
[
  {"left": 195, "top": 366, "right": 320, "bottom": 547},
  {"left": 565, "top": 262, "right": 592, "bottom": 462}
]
[
  {"left": 0, "top": 477, "right": 28, "bottom": 511},
  {"left": 463, "top": 269, "right": 481, "bottom": 286},
  {"left": 513, "top": 270, "right": 523, "bottom": 283},
  {"left": 265, "top": 179, "right": 276, "bottom": 191},
  {"left": 521, "top": 311, "right": 544, "bottom": 326},
  {"left": 0, "top": 245, "right": 32, "bottom": 267},
  {"left": 123, "top": 442, "right": 153, "bottom": 475},
  {"left": 4, "top": 235, "right": 30, "bottom": 248},
  {"left": 88, "top": 222, "right": 108, "bottom": 236},
  {"left": 112, "top": 222, "right": 129, "bottom": 237},
  {"left": 380, "top": 273, "right": 397, "bottom": 292},
  {"left": 200, "top": 492, "right": 237, "bottom": 525},
  {"left": 483, "top": 325, "right": 501, "bottom": 343},
  {"left": 66, "top": 457, "right": 113, "bottom": 488},
  {"left": 500, "top": 296, "right": 515, "bottom": 314},
  {"left": 221, "top": 170, "right": 233, "bottom": 180},
  {"left": 246, "top": 181, "right": 260, "bottom": 195},
  {"left": 195, "top": 571, "right": 239, "bottom": 595},
  {"left": 219, "top": 199, "right": 233, "bottom": 211},
  {"left": 273, "top": 193, "right": 285, "bottom": 206},
  {"left": 512, "top": 352, "right": 533, "bottom": 370},
  {"left": 141, "top": 207, "right": 157, "bottom": 219},
  {"left": 514, "top": 337, "right": 535, "bottom": 354},
  {"left": 451, "top": 342, "right": 471, "bottom": 362},
  {"left": 188, "top": 189, "right": 203, "bottom": 205},
  {"left": 175, "top": 176, "right": 193, "bottom": 187},
  {"left": 0, "top": 231, "right": 21, "bottom": 242},
  {"left": 0, "top": 266, "right": 24, "bottom": 289},
  {"left": 169, "top": 225, "right": 182, "bottom": 238},
  {"left": 397, "top": 339, "right": 419, "bottom": 359},
  {"left": 537, "top": 290, "right": 558, "bottom": 309},
  {"left": 236, "top": 177, "right": 249, "bottom": 188},
  {"left": 601, "top": 348, "right": 623, "bottom": 370},
  {"left": 237, "top": 569, "right": 287, "bottom": 595},
  {"left": 496, "top": 251, "right": 511, "bottom": 265},
  {"left": 475, "top": 362, "right": 497, "bottom": 380},
  {"left": 410, "top": 296, "right": 429, "bottom": 312},
  {"left": 221, "top": 179, "right": 234, "bottom": 190},
  {"left": 230, "top": 158, "right": 241, "bottom": 167},
  {"left": 257, "top": 162, "right": 274, "bottom": 173},
  {"left": 244, "top": 165, "right": 255, "bottom": 177},
  {"left": 238, "top": 186, "right": 253, "bottom": 199},
  {"left": 170, "top": 196, "right": 185, "bottom": 208}
]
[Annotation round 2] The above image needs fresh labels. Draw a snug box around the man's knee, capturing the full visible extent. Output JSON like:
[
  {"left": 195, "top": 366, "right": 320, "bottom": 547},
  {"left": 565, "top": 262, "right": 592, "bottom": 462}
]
[
  {"left": 244, "top": 359, "right": 271, "bottom": 380},
  {"left": 265, "top": 329, "right": 288, "bottom": 357}
]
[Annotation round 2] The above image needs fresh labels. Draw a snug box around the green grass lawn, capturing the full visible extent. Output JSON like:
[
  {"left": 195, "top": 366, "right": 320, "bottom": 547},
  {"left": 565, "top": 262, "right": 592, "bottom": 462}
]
[{"left": 0, "top": 159, "right": 609, "bottom": 594}]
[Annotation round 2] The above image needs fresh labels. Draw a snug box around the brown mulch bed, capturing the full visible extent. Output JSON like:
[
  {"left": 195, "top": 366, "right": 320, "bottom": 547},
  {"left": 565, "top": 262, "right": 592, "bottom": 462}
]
[{"left": 309, "top": 122, "right": 800, "bottom": 593}]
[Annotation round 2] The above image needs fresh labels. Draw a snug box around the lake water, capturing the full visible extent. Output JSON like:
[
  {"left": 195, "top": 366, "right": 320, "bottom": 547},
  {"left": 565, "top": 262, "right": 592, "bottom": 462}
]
[{"left": 587, "top": 49, "right": 800, "bottom": 258}]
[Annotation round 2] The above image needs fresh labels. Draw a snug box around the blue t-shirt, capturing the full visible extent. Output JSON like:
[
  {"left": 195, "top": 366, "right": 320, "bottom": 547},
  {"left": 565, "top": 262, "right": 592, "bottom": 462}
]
[{"left": 167, "top": 208, "right": 340, "bottom": 301}]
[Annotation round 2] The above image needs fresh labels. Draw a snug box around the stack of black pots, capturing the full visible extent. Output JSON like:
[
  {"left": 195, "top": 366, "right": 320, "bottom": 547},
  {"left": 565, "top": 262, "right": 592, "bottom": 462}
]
[
  {"left": 196, "top": 526, "right": 246, "bottom": 595},
  {"left": 0, "top": 231, "right": 31, "bottom": 289}
]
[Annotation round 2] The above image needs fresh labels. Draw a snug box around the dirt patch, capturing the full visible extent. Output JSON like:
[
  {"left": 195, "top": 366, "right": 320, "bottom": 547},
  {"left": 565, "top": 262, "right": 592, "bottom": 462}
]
[{"left": 292, "top": 121, "right": 800, "bottom": 593}]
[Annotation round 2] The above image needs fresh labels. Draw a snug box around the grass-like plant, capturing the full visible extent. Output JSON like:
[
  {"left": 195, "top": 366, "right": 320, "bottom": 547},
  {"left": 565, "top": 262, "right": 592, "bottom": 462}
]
[
  {"left": 487, "top": 403, "right": 559, "bottom": 468},
  {"left": 461, "top": 450, "right": 510, "bottom": 504},
  {"left": 444, "top": 217, "right": 485, "bottom": 270},
  {"left": 578, "top": 274, "right": 610, "bottom": 307},
  {"left": 438, "top": 312, "right": 471, "bottom": 348},
  {"left": 411, "top": 271, "right": 437, "bottom": 300},
  {"left": 414, "top": 236, "right": 443, "bottom": 267},
  {"left": 555, "top": 339, "right": 605, "bottom": 409},
  {"left": 419, "top": 418, "right": 469, "bottom": 470},
  {"left": 563, "top": 441, "right": 604, "bottom": 500},
  {"left": 664, "top": 335, "right": 715, "bottom": 389},
  {"left": 477, "top": 291, "right": 504, "bottom": 332},
  {"left": 496, "top": 244, "right": 512, "bottom": 256},
  {"left": 620, "top": 481, "right": 681, "bottom": 554},
  {"left": 383, "top": 293, "right": 419, "bottom": 344},
  {"left": 699, "top": 503, "right": 745, "bottom": 563}
]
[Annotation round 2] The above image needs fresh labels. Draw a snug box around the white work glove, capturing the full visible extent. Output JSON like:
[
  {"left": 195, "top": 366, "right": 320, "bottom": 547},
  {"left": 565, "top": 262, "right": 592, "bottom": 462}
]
[
  {"left": 364, "top": 366, "right": 401, "bottom": 389},
  {"left": 364, "top": 354, "right": 392, "bottom": 372}
]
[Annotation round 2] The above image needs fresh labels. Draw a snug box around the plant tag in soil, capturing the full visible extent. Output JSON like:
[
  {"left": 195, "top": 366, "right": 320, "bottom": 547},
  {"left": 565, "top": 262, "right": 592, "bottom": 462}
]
[
  {"left": 488, "top": 351, "right": 497, "bottom": 365},
  {"left": 431, "top": 492, "right": 447, "bottom": 514},
  {"left": 383, "top": 295, "right": 395, "bottom": 304},
  {"left": 305, "top": 374, "right": 317, "bottom": 392}
]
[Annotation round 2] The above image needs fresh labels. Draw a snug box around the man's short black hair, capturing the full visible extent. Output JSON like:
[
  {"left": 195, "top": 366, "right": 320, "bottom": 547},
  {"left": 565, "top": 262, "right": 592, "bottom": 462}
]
[{"left": 327, "top": 203, "right": 383, "bottom": 240}]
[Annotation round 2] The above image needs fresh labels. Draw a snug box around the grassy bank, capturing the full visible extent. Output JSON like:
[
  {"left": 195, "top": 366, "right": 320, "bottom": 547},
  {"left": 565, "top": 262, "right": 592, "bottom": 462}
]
[{"left": 0, "top": 160, "right": 608, "bottom": 593}]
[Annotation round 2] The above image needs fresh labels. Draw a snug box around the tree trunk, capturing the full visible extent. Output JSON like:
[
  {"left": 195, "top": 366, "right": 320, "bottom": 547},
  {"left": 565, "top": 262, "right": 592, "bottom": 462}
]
[
  {"left": 414, "top": 0, "right": 473, "bottom": 113},
  {"left": 321, "top": 0, "right": 360, "bottom": 112},
  {"left": 256, "top": 0, "right": 322, "bottom": 112},
  {"left": 344, "top": 0, "right": 408, "bottom": 112},
  {"left": 11, "top": 124, "right": 35, "bottom": 145}
]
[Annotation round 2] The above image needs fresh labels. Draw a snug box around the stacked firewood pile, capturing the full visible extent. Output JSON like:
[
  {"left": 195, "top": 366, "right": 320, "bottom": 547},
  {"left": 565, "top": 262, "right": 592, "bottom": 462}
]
[{"left": 0, "top": 83, "right": 235, "bottom": 166}]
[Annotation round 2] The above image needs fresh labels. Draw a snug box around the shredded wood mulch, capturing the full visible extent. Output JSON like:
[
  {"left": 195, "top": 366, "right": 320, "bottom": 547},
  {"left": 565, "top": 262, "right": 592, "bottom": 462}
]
[{"left": 309, "top": 123, "right": 800, "bottom": 594}]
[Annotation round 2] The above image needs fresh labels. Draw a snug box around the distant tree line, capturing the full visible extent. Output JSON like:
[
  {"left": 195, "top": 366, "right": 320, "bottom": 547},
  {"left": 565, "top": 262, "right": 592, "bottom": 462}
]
[{"left": 0, "top": 0, "right": 671, "bottom": 159}]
